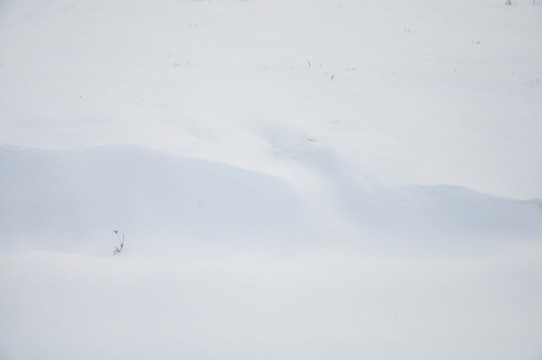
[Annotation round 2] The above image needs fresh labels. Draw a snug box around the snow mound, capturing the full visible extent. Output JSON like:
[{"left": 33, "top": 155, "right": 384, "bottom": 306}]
[
  {"left": 1, "top": 144, "right": 541, "bottom": 255},
  {"left": 0, "top": 144, "right": 315, "bottom": 254}
]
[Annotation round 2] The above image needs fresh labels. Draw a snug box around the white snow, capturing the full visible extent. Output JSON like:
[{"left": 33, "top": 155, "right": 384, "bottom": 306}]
[{"left": 1, "top": 0, "right": 542, "bottom": 359}]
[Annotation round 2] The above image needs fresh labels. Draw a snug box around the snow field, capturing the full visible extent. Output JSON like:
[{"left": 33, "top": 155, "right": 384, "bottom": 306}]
[
  {"left": 1, "top": 245, "right": 542, "bottom": 360},
  {"left": 1, "top": 0, "right": 542, "bottom": 359}
]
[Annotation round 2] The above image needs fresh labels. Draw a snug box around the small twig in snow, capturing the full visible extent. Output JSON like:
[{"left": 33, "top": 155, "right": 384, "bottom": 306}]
[{"left": 113, "top": 230, "right": 125, "bottom": 255}]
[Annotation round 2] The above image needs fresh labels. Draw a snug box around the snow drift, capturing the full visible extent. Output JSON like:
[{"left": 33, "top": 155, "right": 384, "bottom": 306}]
[
  {"left": 1, "top": 144, "right": 541, "bottom": 256},
  {"left": 1, "top": 0, "right": 542, "bottom": 359}
]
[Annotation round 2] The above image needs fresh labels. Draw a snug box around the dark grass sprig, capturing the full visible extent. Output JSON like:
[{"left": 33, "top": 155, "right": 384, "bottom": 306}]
[{"left": 113, "top": 230, "right": 125, "bottom": 255}]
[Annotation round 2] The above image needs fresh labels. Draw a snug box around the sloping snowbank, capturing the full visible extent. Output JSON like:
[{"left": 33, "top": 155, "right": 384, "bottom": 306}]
[
  {"left": 1, "top": 145, "right": 541, "bottom": 256},
  {"left": 0, "top": 145, "right": 315, "bottom": 254}
]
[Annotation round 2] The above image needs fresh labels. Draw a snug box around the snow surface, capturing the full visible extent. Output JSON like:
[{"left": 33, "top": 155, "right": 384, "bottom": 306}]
[{"left": 1, "top": 0, "right": 542, "bottom": 359}]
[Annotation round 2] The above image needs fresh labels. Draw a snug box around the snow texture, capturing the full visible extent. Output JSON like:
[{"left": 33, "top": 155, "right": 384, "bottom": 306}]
[{"left": 1, "top": 0, "right": 542, "bottom": 359}]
